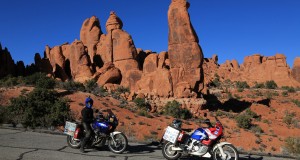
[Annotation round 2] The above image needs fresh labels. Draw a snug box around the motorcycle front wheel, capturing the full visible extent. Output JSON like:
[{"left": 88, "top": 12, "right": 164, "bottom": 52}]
[
  {"left": 108, "top": 133, "right": 128, "bottom": 154},
  {"left": 213, "top": 144, "right": 239, "bottom": 160},
  {"left": 67, "top": 135, "right": 81, "bottom": 148},
  {"left": 162, "top": 141, "right": 182, "bottom": 160}
]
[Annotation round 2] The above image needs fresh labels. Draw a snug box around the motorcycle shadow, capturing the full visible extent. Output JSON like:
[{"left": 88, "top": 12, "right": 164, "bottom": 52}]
[
  {"left": 125, "top": 142, "right": 162, "bottom": 154},
  {"left": 179, "top": 155, "right": 264, "bottom": 160}
]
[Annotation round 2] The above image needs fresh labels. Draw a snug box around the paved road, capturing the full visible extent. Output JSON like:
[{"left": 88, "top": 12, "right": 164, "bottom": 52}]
[{"left": 0, "top": 128, "right": 295, "bottom": 160}]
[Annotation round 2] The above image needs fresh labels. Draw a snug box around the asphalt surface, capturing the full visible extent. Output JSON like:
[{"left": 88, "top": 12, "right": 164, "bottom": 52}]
[{"left": 0, "top": 128, "right": 296, "bottom": 160}]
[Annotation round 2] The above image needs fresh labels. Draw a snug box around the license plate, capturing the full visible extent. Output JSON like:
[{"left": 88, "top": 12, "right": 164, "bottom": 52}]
[
  {"left": 64, "top": 121, "right": 77, "bottom": 136},
  {"left": 163, "top": 126, "right": 180, "bottom": 143}
]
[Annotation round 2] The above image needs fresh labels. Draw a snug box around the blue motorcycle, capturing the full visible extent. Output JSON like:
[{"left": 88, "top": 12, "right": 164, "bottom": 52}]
[{"left": 65, "top": 109, "right": 128, "bottom": 154}]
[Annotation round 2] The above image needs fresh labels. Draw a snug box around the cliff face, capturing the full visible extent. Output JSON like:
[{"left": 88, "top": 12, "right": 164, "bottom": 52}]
[{"left": 204, "top": 54, "right": 300, "bottom": 87}]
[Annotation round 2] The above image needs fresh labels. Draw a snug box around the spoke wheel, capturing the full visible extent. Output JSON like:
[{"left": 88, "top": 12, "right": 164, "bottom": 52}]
[
  {"left": 108, "top": 133, "right": 128, "bottom": 154},
  {"left": 162, "top": 142, "right": 181, "bottom": 160},
  {"left": 213, "top": 144, "right": 239, "bottom": 160},
  {"left": 67, "top": 135, "right": 81, "bottom": 149}
]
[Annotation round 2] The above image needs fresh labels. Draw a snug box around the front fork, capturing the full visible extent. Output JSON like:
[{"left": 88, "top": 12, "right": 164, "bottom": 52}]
[{"left": 216, "top": 144, "right": 227, "bottom": 159}]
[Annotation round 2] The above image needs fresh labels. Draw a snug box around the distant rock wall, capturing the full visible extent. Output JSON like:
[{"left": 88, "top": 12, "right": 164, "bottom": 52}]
[{"left": 204, "top": 54, "right": 300, "bottom": 87}]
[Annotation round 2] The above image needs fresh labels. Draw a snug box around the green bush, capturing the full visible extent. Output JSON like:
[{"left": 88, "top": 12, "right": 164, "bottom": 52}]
[
  {"left": 250, "top": 125, "right": 264, "bottom": 134},
  {"left": 36, "top": 77, "right": 56, "bottom": 89},
  {"left": 282, "top": 91, "right": 288, "bottom": 97},
  {"left": 163, "top": 100, "right": 192, "bottom": 120},
  {"left": 116, "top": 86, "right": 130, "bottom": 94},
  {"left": 235, "top": 81, "right": 250, "bottom": 89},
  {"left": 6, "top": 88, "right": 73, "bottom": 128},
  {"left": 211, "top": 73, "right": 221, "bottom": 87},
  {"left": 0, "top": 75, "right": 20, "bottom": 87},
  {"left": 56, "top": 81, "right": 85, "bottom": 92},
  {"left": 292, "top": 99, "right": 300, "bottom": 108},
  {"left": 253, "top": 82, "right": 265, "bottom": 89},
  {"left": 235, "top": 114, "right": 252, "bottom": 129},
  {"left": 92, "top": 86, "right": 108, "bottom": 97},
  {"left": 284, "top": 137, "right": 300, "bottom": 155},
  {"left": 282, "top": 86, "right": 296, "bottom": 93},
  {"left": 245, "top": 108, "right": 259, "bottom": 119},
  {"left": 0, "top": 106, "right": 8, "bottom": 124},
  {"left": 283, "top": 111, "right": 296, "bottom": 126},
  {"left": 84, "top": 79, "right": 98, "bottom": 93},
  {"left": 24, "top": 72, "right": 47, "bottom": 86},
  {"left": 265, "top": 80, "right": 277, "bottom": 89},
  {"left": 133, "top": 98, "right": 149, "bottom": 110}
]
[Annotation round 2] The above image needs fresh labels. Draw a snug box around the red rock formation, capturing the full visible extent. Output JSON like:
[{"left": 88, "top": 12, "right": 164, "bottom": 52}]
[
  {"left": 66, "top": 40, "right": 93, "bottom": 83},
  {"left": 168, "top": 0, "right": 204, "bottom": 98},
  {"left": 80, "top": 16, "right": 102, "bottom": 63},
  {"left": 204, "top": 54, "right": 300, "bottom": 87},
  {"left": 93, "top": 62, "right": 121, "bottom": 86},
  {"left": 136, "top": 53, "right": 173, "bottom": 97},
  {"left": 292, "top": 57, "right": 300, "bottom": 83},
  {"left": 96, "top": 11, "right": 140, "bottom": 88}
]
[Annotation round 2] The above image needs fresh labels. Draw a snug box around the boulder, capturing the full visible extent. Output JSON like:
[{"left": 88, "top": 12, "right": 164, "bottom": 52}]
[{"left": 97, "top": 67, "right": 121, "bottom": 86}]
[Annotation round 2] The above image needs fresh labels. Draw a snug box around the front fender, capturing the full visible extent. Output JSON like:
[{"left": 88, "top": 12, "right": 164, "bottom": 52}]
[{"left": 110, "top": 131, "right": 122, "bottom": 136}]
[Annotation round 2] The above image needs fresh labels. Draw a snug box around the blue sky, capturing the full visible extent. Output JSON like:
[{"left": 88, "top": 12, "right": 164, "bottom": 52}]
[{"left": 0, "top": 0, "right": 299, "bottom": 68}]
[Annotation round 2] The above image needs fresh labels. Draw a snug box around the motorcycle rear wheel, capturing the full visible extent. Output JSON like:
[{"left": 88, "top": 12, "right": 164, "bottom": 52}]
[
  {"left": 162, "top": 142, "right": 182, "bottom": 160},
  {"left": 67, "top": 135, "right": 81, "bottom": 149},
  {"left": 108, "top": 133, "right": 128, "bottom": 154},
  {"left": 213, "top": 144, "right": 239, "bottom": 160}
]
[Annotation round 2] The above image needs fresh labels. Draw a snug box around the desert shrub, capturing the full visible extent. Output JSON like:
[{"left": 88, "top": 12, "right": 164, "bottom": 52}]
[
  {"left": 6, "top": 88, "right": 73, "bottom": 128},
  {"left": 253, "top": 82, "right": 265, "bottom": 89},
  {"left": 245, "top": 108, "right": 259, "bottom": 119},
  {"left": 250, "top": 125, "right": 264, "bottom": 134},
  {"left": 235, "top": 81, "right": 250, "bottom": 89},
  {"left": 36, "top": 77, "right": 56, "bottom": 89},
  {"left": 237, "top": 88, "right": 244, "bottom": 92},
  {"left": 133, "top": 98, "right": 149, "bottom": 110},
  {"left": 282, "top": 86, "right": 296, "bottom": 93},
  {"left": 235, "top": 114, "right": 252, "bottom": 129},
  {"left": 115, "top": 86, "right": 130, "bottom": 94},
  {"left": 284, "top": 137, "right": 300, "bottom": 155},
  {"left": 24, "top": 72, "right": 48, "bottom": 86},
  {"left": 84, "top": 79, "right": 97, "bottom": 93},
  {"left": 91, "top": 86, "right": 108, "bottom": 97},
  {"left": 0, "top": 75, "right": 19, "bottom": 87},
  {"left": 0, "top": 106, "right": 8, "bottom": 124},
  {"left": 282, "top": 91, "right": 288, "bottom": 97},
  {"left": 292, "top": 99, "right": 300, "bottom": 108},
  {"left": 211, "top": 73, "right": 221, "bottom": 87},
  {"left": 56, "top": 81, "right": 85, "bottom": 92},
  {"left": 163, "top": 100, "right": 192, "bottom": 120},
  {"left": 265, "top": 80, "right": 277, "bottom": 89},
  {"left": 138, "top": 110, "right": 147, "bottom": 117},
  {"left": 283, "top": 111, "right": 296, "bottom": 126}
]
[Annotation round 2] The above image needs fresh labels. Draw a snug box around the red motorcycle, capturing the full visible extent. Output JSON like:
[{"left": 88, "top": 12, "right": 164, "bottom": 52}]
[{"left": 161, "top": 113, "right": 239, "bottom": 160}]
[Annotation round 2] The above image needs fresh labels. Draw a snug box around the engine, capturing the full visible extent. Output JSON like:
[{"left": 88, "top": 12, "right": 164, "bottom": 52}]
[{"left": 186, "top": 139, "right": 209, "bottom": 156}]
